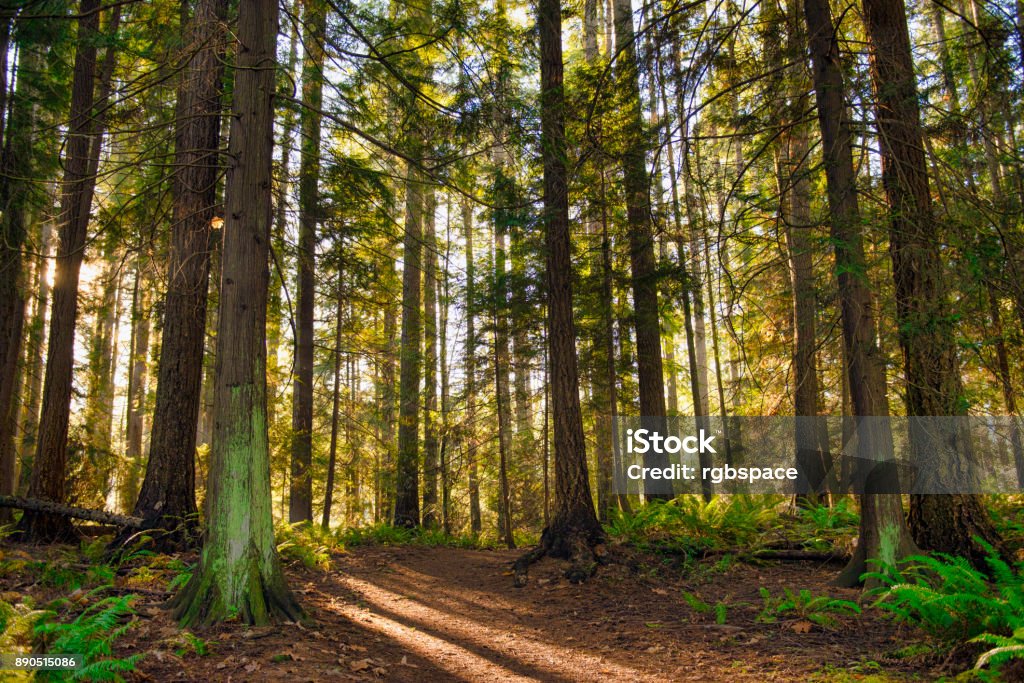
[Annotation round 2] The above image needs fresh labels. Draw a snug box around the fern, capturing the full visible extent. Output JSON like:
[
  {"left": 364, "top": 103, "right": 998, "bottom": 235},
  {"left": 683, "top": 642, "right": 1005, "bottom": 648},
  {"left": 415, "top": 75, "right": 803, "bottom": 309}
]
[
  {"left": 34, "top": 594, "right": 143, "bottom": 682},
  {"left": 603, "top": 495, "right": 784, "bottom": 556},
  {"left": 758, "top": 586, "right": 860, "bottom": 627},
  {"left": 868, "top": 542, "right": 1024, "bottom": 674}
]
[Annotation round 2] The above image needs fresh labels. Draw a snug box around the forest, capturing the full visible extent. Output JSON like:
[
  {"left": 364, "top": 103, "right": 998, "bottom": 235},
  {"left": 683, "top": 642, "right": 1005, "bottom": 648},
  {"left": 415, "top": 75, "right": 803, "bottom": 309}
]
[{"left": 2, "top": 0, "right": 1024, "bottom": 678}]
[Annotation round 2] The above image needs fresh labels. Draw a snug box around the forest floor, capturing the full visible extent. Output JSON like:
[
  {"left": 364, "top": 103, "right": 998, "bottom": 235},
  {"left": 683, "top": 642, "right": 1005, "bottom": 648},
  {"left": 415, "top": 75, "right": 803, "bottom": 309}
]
[{"left": 49, "top": 544, "right": 944, "bottom": 682}]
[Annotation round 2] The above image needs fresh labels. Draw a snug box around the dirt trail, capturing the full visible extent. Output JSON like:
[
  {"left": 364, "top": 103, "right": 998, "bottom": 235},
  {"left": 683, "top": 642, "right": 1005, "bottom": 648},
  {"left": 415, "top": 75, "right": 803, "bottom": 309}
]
[{"left": 131, "top": 545, "right": 923, "bottom": 681}]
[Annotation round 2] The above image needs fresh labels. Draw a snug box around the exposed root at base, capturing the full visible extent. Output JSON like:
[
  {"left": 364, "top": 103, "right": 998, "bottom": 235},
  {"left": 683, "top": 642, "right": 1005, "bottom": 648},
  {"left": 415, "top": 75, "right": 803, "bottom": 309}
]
[
  {"left": 512, "top": 522, "right": 606, "bottom": 587},
  {"left": 167, "top": 563, "right": 306, "bottom": 628}
]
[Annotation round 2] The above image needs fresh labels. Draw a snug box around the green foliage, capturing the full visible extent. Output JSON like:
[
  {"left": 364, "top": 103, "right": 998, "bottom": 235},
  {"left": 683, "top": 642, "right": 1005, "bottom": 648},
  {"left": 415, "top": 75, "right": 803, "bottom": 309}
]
[
  {"left": 335, "top": 523, "right": 496, "bottom": 549},
  {"left": 173, "top": 630, "right": 213, "bottom": 658},
  {"left": 34, "top": 594, "right": 142, "bottom": 682},
  {"left": 0, "top": 597, "right": 51, "bottom": 681},
  {"left": 715, "top": 601, "right": 729, "bottom": 625},
  {"left": 796, "top": 498, "right": 859, "bottom": 533},
  {"left": 866, "top": 543, "right": 1024, "bottom": 674},
  {"left": 604, "top": 496, "right": 784, "bottom": 556},
  {"left": 681, "top": 591, "right": 712, "bottom": 613},
  {"left": 275, "top": 523, "right": 338, "bottom": 570},
  {"left": 757, "top": 587, "right": 860, "bottom": 627}
]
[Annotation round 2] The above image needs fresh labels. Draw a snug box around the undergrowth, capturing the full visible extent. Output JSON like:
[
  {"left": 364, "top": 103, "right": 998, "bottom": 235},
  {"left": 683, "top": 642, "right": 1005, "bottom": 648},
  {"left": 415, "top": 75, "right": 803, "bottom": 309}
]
[
  {"left": 866, "top": 541, "right": 1024, "bottom": 676},
  {"left": 604, "top": 495, "right": 789, "bottom": 555},
  {"left": 34, "top": 591, "right": 143, "bottom": 681},
  {"left": 336, "top": 522, "right": 499, "bottom": 550}
]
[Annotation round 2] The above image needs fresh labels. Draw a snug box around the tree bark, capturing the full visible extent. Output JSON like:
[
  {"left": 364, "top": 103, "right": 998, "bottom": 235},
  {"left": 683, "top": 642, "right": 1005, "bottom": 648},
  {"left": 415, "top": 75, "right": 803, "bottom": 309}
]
[
  {"left": 394, "top": 163, "right": 423, "bottom": 528},
  {"left": 20, "top": 0, "right": 115, "bottom": 542},
  {"left": 322, "top": 261, "right": 344, "bottom": 529},
  {"left": 121, "top": 261, "right": 151, "bottom": 510},
  {"left": 612, "top": 0, "right": 670, "bottom": 501},
  {"left": 422, "top": 190, "right": 440, "bottom": 529},
  {"left": 169, "top": 0, "right": 302, "bottom": 626},
  {"left": 0, "top": 29, "right": 46, "bottom": 525},
  {"left": 859, "top": 0, "right": 1001, "bottom": 563},
  {"left": 515, "top": 0, "right": 604, "bottom": 585},
  {"left": 463, "top": 197, "right": 482, "bottom": 534},
  {"left": 0, "top": 496, "right": 142, "bottom": 528},
  {"left": 802, "top": 0, "right": 919, "bottom": 586},
  {"left": 289, "top": 0, "right": 326, "bottom": 525},
  {"left": 126, "top": 0, "right": 228, "bottom": 550}
]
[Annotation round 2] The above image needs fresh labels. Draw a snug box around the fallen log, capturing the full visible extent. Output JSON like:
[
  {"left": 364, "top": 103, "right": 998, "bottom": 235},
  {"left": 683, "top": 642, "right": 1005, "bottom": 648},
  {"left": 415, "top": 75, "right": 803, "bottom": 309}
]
[{"left": 0, "top": 496, "right": 143, "bottom": 529}]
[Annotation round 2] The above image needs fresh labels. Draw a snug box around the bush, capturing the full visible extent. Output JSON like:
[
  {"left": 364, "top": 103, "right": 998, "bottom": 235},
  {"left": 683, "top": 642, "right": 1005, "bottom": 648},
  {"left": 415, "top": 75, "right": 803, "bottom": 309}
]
[{"left": 866, "top": 542, "right": 1024, "bottom": 674}]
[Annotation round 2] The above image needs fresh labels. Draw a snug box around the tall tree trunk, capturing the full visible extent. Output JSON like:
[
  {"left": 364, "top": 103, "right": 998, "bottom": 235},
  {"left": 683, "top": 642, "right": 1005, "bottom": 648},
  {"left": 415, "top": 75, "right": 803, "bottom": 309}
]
[
  {"left": 493, "top": 206, "right": 515, "bottom": 548},
  {"left": 379, "top": 268, "right": 398, "bottom": 522},
  {"left": 122, "top": 261, "right": 151, "bottom": 510},
  {"left": 612, "top": 0, "right": 670, "bottom": 501},
  {"left": 515, "top": 0, "right": 604, "bottom": 585},
  {"left": 0, "top": 31, "right": 46, "bottom": 523},
  {"left": 20, "top": 0, "right": 116, "bottom": 542},
  {"left": 289, "top": 0, "right": 326, "bottom": 525},
  {"left": 463, "top": 197, "right": 482, "bottom": 534},
  {"left": 169, "top": 0, "right": 302, "bottom": 626},
  {"left": 322, "top": 263, "right": 344, "bottom": 529},
  {"left": 802, "top": 0, "right": 919, "bottom": 586},
  {"left": 860, "top": 0, "right": 1001, "bottom": 563},
  {"left": 19, "top": 213, "right": 54, "bottom": 488},
  {"left": 422, "top": 190, "right": 440, "bottom": 529},
  {"left": 268, "top": 14, "right": 300, "bottom": 430},
  {"left": 987, "top": 284, "right": 1024, "bottom": 484},
  {"left": 582, "top": 0, "right": 614, "bottom": 520},
  {"left": 769, "top": 2, "right": 831, "bottom": 503},
  {"left": 394, "top": 163, "right": 423, "bottom": 528},
  {"left": 126, "top": 0, "right": 227, "bottom": 549},
  {"left": 439, "top": 220, "right": 452, "bottom": 533},
  {"left": 84, "top": 260, "right": 120, "bottom": 501}
]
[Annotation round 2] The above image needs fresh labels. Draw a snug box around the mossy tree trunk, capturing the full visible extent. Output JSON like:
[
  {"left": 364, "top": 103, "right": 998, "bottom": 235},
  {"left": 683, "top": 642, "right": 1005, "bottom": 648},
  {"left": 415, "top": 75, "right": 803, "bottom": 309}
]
[{"left": 169, "top": 0, "right": 302, "bottom": 627}]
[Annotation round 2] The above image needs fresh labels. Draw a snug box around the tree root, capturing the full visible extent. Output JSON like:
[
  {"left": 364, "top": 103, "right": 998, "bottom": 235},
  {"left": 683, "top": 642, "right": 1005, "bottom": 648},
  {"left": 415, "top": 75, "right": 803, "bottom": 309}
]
[
  {"left": 168, "top": 560, "right": 306, "bottom": 628},
  {"left": 512, "top": 520, "right": 606, "bottom": 587}
]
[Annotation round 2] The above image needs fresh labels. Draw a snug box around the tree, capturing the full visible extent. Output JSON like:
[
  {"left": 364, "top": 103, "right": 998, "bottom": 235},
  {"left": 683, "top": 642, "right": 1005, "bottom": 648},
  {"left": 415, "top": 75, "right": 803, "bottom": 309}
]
[
  {"left": 859, "top": 0, "right": 1002, "bottom": 562},
  {"left": 612, "top": 0, "right": 670, "bottom": 501},
  {"left": 463, "top": 196, "right": 482, "bottom": 534},
  {"left": 801, "top": 0, "right": 919, "bottom": 585},
  {"left": 394, "top": 164, "right": 424, "bottom": 528},
  {"left": 20, "top": 0, "right": 118, "bottom": 542},
  {"left": 514, "top": 0, "right": 604, "bottom": 585},
  {"left": 169, "top": 0, "right": 303, "bottom": 626},
  {"left": 289, "top": 0, "right": 327, "bottom": 525},
  {"left": 422, "top": 190, "right": 440, "bottom": 529},
  {"left": 125, "top": 0, "right": 228, "bottom": 549},
  {"left": 0, "top": 17, "right": 49, "bottom": 524}
]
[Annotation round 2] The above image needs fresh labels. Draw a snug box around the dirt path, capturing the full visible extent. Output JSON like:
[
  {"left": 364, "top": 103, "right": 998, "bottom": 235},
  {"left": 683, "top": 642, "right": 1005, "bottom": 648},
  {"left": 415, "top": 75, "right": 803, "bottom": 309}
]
[{"left": 130, "top": 545, "right": 925, "bottom": 681}]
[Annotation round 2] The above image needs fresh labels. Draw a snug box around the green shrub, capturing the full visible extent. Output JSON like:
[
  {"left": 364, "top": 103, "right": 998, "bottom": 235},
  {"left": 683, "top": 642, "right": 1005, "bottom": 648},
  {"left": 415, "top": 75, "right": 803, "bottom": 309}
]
[{"left": 866, "top": 542, "right": 1024, "bottom": 674}]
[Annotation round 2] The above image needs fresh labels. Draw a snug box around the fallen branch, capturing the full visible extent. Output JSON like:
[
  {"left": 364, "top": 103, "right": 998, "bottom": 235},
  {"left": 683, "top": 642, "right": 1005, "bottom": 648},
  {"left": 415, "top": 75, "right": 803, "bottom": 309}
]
[{"left": 0, "top": 496, "right": 143, "bottom": 529}]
